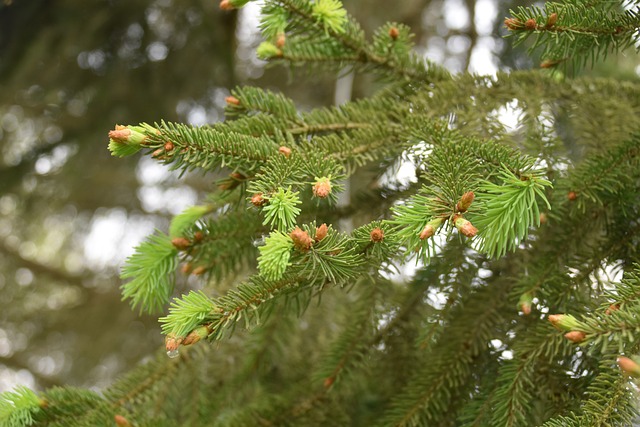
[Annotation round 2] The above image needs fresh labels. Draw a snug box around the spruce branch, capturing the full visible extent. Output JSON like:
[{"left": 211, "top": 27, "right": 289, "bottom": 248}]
[
  {"left": 114, "top": 120, "right": 280, "bottom": 173},
  {"left": 540, "top": 354, "right": 640, "bottom": 427},
  {"left": 377, "top": 282, "right": 510, "bottom": 426},
  {"left": 257, "top": 230, "right": 294, "bottom": 281},
  {"left": 263, "top": 0, "right": 448, "bottom": 82},
  {"left": 120, "top": 231, "right": 178, "bottom": 314},
  {"left": 472, "top": 165, "right": 552, "bottom": 258},
  {"left": 506, "top": 3, "right": 640, "bottom": 70},
  {"left": 225, "top": 86, "right": 300, "bottom": 121},
  {"left": 0, "top": 386, "right": 42, "bottom": 427},
  {"left": 261, "top": 187, "right": 302, "bottom": 232},
  {"left": 169, "top": 204, "right": 214, "bottom": 238},
  {"left": 159, "top": 291, "right": 220, "bottom": 339}
]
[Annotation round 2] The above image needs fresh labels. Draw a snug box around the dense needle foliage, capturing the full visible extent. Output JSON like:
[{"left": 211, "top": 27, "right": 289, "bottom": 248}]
[{"left": 3, "top": 0, "right": 640, "bottom": 426}]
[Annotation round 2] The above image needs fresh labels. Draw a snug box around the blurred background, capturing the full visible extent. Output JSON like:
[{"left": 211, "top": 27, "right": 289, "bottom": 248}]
[{"left": 0, "top": 0, "right": 638, "bottom": 393}]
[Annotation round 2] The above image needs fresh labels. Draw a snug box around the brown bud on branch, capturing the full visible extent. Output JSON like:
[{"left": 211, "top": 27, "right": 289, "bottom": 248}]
[
  {"left": 171, "top": 237, "right": 191, "bottom": 251},
  {"left": 564, "top": 331, "right": 586, "bottom": 343},
  {"left": 370, "top": 227, "right": 384, "bottom": 242},
  {"left": 290, "top": 227, "right": 313, "bottom": 251},
  {"left": 279, "top": 146, "right": 292, "bottom": 158},
  {"left": 315, "top": 223, "right": 328, "bottom": 242}
]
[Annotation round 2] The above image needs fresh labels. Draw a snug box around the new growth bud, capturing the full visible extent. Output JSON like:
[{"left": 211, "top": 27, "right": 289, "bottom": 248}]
[
  {"left": 182, "top": 325, "right": 211, "bottom": 346},
  {"left": 456, "top": 191, "right": 475, "bottom": 212},
  {"left": 114, "top": 415, "right": 132, "bottom": 427},
  {"left": 251, "top": 193, "right": 267, "bottom": 207},
  {"left": 278, "top": 146, "right": 292, "bottom": 158},
  {"left": 219, "top": 0, "right": 233, "bottom": 10},
  {"left": 256, "top": 41, "right": 283, "bottom": 59},
  {"left": 546, "top": 12, "right": 558, "bottom": 28},
  {"left": 315, "top": 223, "right": 328, "bottom": 242},
  {"left": 548, "top": 314, "right": 581, "bottom": 331},
  {"left": 540, "top": 59, "right": 562, "bottom": 69},
  {"left": 504, "top": 18, "right": 523, "bottom": 30},
  {"left": 323, "top": 376, "right": 335, "bottom": 388},
  {"left": 225, "top": 95, "right": 240, "bottom": 106},
  {"left": 564, "top": 331, "right": 586, "bottom": 343},
  {"left": 618, "top": 356, "right": 640, "bottom": 377},
  {"left": 276, "top": 33, "right": 286, "bottom": 48},
  {"left": 312, "top": 177, "right": 332, "bottom": 198},
  {"left": 606, "top": 303, "right": 620, "bottom": 315},
  {"left": 524, "top": 18, "right": 537, "bottom": 30},
  {"left": 165, "top": 333, "right": 183, "bottom": 353},
  {"left": 568, "top": 191, "right": 578, "bottom": 201},
  {"left": 518, "top": 292, "right": 533, "bottom": 315},
  {"left": 389, "top": 26, "right": 399, "bottom": 40},
  {"left": 370, "top": 227, "right": 384, "bottom": 243},
  {"left": 108, "top": 124, "right": 149, "bottom": 145},
  {"left": 192, "top": 266, "right": 207, "bottom": 275},
  {"left": 419, "top": 218, "right": 443, "bottom": 240},
  {"left": 171, "top": 237, "right": 191, "bottom": 251},
  {"left": 454, "top": 216, "right": 478, "bottom": 238},
  {"left": 290, "top": 227, "right": 313, "bottom": 251},
  {"left": 219, "top": 0, "right": 250, "bottom": 10}
]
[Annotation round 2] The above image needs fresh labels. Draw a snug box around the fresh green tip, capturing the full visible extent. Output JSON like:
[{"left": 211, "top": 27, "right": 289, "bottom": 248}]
[
  {"left": 311, "top": 0, "right": 347, "bottom": 34},
  {"left": 256, "top": 41, "right": 282, "bottom": 60},
  {"left": 107, "top": 124, "right": 157, "bottom": 157},
  {"left": 257, "top": 231, "right": 294, "bottom": 281}
]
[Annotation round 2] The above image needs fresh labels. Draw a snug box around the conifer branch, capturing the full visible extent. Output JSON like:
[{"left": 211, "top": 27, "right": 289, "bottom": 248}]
[
  {"left": 120, "top": 231, "right": 178, "bottom": 314},
  {"left": 271, "top": 0, "right": 446, "bottom": 82},
  {"left": 377, "top": 282, "right": 510, "bottom": 426},
  {"left": 506, "top": 3, "right": 640, "bottom": 69}
]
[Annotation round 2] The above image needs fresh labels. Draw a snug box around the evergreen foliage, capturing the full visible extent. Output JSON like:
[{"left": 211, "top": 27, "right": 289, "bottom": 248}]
[{"left": 5, "top": 0, "right": 640, "bottom": 426}]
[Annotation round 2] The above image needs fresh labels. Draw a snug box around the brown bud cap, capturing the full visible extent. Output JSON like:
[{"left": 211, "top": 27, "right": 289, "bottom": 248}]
[
  {"left": 225, "top": 95, "right": 240, "bottom": 105},
  {"left": 152, "top": 148, "right": 164, "bottom": 158},
  {"left": 182, "top": 325, "right": 211, "bottom": 346},
  {"left": 251, "top": 193, "right": 267, "bottom": 207},
  {"left": 525, "top": 18, "right": 537, "bottom": 30},
  {"left": 164, "top": 141, "right": 174, "bottom": 152},
  {"left": 454, "top": 216, "right": 478, "bottom": 238},
  {"left": 276, "top": 33, "right": 286, "bottom": 48},
  {"left": 548, "top": 313, "right": 581, "bottom": 331},
  {"left": 618, "top": 356, "right": 640, "bottom": 377},
  {"left": 165, "top": 334, "right": 183, "bottom": 352},
  {"left": 181, "top": 263, "right": 193, "bottom": 274},
  {"left": 290, "top": 227, "right": 313, "bottom": 251},
  {"left": 278, "top": 146, "right": 292, "bottom": 158},
  {"left": 504, "top": 18, "right": 523, "bottom": 30},
  {"left": 313, "top": 178, "right": 332, "bottom": 198},
  {"left": 540, "top": 59, "right": 560, "bottom": 69},
  {"left": 192, "top": 265, "right": 207, "bottom": 275},
  {"left": 171, "top": 237, "right": 191, "bottom": 251},
  {"left": 230, "top": 171, "right": 245, "bottom": 181},
  {"left": 315, "top": 223, "right": 328, "bottom": 242},
  {"left": 219, "top": 0, "right": 234, "bottom": 10},
  {"left": 564, "top": 331, "right": 586, "bottom": 343},
  {"left": 539, "top": 213, "right": 548, "bottom": 224},
  {"left": 323, "top": 376, "right": 335, "bottom": 388},
  {"left": 419, "top": 224, "right": 435, "bottom": 240},
  {"left": 456, "top": 191, "right": 475, "bottom": 212},
  {"left": 114, "top": 415, "right": 132, "bottom": 427},
  {"left": 389, "top": 26, "right": 399, "bottom": 40},
  {"left": 567, "top": 191, "right": 578, "bottom": 201},
  {"left": 518, "top": 292, "right": 533, "bottom": 315},
  {"left": 108, "top": 128, "right": 132, "bottom": 143},
  {"left": 606, "top": 303, "right": 620, "bottom": 315},
  {"left": 546, "top": 12, "right": 558, "bottom": 27},
  {"left": 370, "top": 227, "right": 384, "bottom": 242},
  {"left": 194, "top": 231, "right": 204, "bottom": 242}
]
